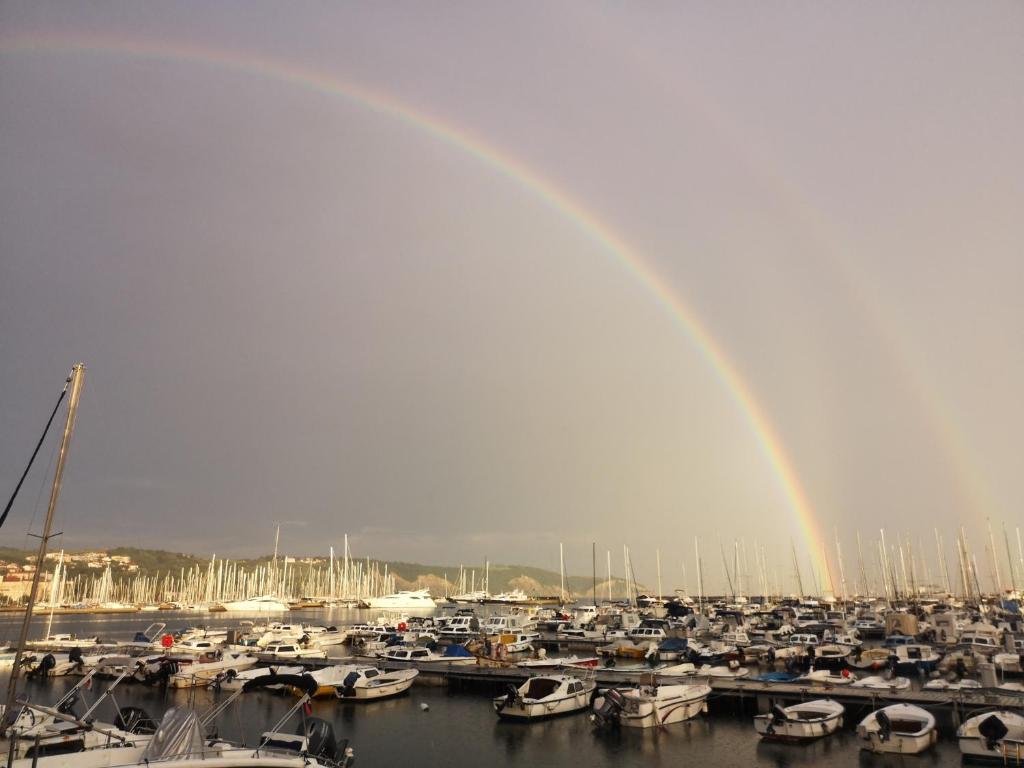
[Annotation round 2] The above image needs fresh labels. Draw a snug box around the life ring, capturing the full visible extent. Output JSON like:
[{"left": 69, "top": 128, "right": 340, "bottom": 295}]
[{"left": 161, "top": 634, "right": 174, "bottom": 649}]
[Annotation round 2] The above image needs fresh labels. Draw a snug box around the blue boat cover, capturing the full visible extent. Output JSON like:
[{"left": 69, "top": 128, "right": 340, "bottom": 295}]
[
  {"left": 443, "top": 644, "right": 474, "bottom": 658},
  {"left": 658, "top": 638, "right": 689, "bottom": 652}
]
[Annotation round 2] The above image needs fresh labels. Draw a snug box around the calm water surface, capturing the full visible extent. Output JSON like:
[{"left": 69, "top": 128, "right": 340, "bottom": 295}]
[{"left": 0, "top": 611, "right": 967, "bottom": 767}]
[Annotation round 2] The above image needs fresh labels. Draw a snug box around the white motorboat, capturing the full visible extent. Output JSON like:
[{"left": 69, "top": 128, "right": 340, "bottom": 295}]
[
  {"left": 168, "top": 651, "right": 259, "bottom": 688},
  {"left": 858, "top": 703, "right": 938, "bottom": 754},
  {"left": 795, "top": 669, "right": 854, "bottom": 686},
  {"left": 923, "top": 678, "right": 982, "bottom": 691},
  {"left": 215, "top": 664, "right": 305, "bottom": 691},
  {"left": 218, "top": 596, "right": 289, "bottom": 612},
  {"left": 332, "top": 666, "right": 419, "bottom": 701},
  {"left": 494, "top": 675, "right": 596, "bottom": 720},
  {"left": 380, "top": 646, "right": 475, "bottom": 666},
  {"left": 256, "top": 643, "right": 327, "bottom": 661},
  {"left": 958, "top": 711, "right": 1024, "bottom": 762},
  {"left": 27, "top": 634, "right": 100, "bottom": 649},
  {"left": 516, "top": 654, "right": 600, "bottom": 671},
  {"left": 365, "top": 589, "right": 436, "bottom": 610},
  {"left": 697, "top": 663, "right": 749, "bottom": 679},
  {"left": 481, "top": 614, "right": 537, "bottom": 634},
  {"left": 754, "top": 699, "right": 844, "bottom": 742},
  {"left": 850, "top": 675, "right": 911, "bottom": 691},
  {"left": 591, "top": 683, "right": 711, "bottom": 728},
  {"left": 438, "top": 615, "right": 479, "bottom": 639},
  {"left": 488, "top": 632, "right": 539, "bottom": 654}
]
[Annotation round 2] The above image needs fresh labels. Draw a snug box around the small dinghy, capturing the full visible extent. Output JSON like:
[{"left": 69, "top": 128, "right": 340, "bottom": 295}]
[
  {"left": 591, "top": 683, "right": 711, "bottom": 728},
  {"left": 754, "top": 699, "right": 844, "bottom": 742},
  {"left": 858, "top": 703, "right": 938, "bottom": 754},
  {"left": 850, "top": 675, "right": 911, "bottom": 691},
  {"left": 957, "top": 711, "right": 1024, "bottom": 762},
  {"left": 494, "top": 674, "right": 596, "bottom": 720}
]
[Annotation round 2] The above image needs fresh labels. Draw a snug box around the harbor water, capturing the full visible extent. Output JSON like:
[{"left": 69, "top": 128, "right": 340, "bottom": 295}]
[{"left": 0, "top": 610, "right": 967, "bottom": 767}]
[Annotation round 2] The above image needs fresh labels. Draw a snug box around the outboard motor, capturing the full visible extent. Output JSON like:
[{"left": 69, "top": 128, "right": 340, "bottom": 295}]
[
  {"left": 875, "top": 709, "right": 892, "bottom": 743},
  {"left": 591, "top": 688, "right": 626, "bottom": 729},
  {"left": 299, "top": 718, "right": 339, "bottom": 762},
  {"left": 765, "top": 704, "right": 789, "bottom": 736},
  {"left": 979, "top": 714, "right": 1009, "bottom": 751},
  {"left": 340, "top": 671, "right": 360, "bottom": 698},
  {"left": 142, "top": 659, "right": 179, "bottom": 686},
  {"left": 496, "top": 684, "right": 519, "bottom": 712},
  {"left": 28, "top": 653, "right": 56, "bottom": 679},
  {"left": 68, "top": 646, "right": 84, "bottom": 672},
  {"left": 115, "top": 706, "right": 157, "bottom": 735}
]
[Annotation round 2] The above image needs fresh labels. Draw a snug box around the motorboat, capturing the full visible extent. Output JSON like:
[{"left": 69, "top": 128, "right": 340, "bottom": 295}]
[
  {"left": 488, "top": 632, "right": 539, "bottom": 654},
  {"left": 27, "top": 634, "right": 100, "bottom": 649},
  {"left": 380, "top": 646, "right": 475, "bottom": 666},
  {"left": 754, "top": 699, "right": 844, "bottom": 742},
  {"left": 215, "top": 664, "right": 305, "bottom": 691},
  {"left": 858, "top": 703, "right": 938, "bottom": 754},
  {"left": 851, "top": 675, "right": 911, "bottom": 691},
  {"left": 923, "top": 678, "right": 982, "bottom": 691},
  {"left": 256, "top": 643, "right": 327, "bottom": 661},
  {"left": 168, "top": 651, "right": 259, "bottom": 688},
  {"left": 481, "top": 614, "right": 537, "bottom": 634},
  {"left": 516, "top": 654, "right": 598, "bottom": 671},
  {"left": 329, "top": 665, "right": 419, "bottom": 701},
  {"left": 438, "top": 615, "right": 479, "bottom": 639},
  {"left": 366, "top": 589, "right": 436, "bottom": 610},
  {"left": 894, "top": 644, "right": 942, "bottom": 674},
  {"left": 795, "top": 669, "right": 854, "bottom": 686},
  {"left": 811, "top": 644, "right": 852, "bottom": 670},
  {"left": 592, "top": 683, "right": 711, "bottom": 728},
  {"left": 697, "top": 663, "right": 749, "bottom": 679},
  {"left": 957, "top": 711, "right": 1024, "bottom": 762},
  {"left": 494, "top": 674, "right": 596, "bottom": 720}
]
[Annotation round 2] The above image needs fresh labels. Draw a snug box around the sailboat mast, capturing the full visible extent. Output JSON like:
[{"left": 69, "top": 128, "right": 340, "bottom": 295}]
[{"left": 4, "top": 363, "right": 85, "bottom": 723}]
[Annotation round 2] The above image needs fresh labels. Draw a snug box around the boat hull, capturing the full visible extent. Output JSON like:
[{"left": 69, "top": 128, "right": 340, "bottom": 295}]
[
  {"left": 755, "top": 713, "right": 843, "bottom": 742},
  {"left": 494, "top": 689, "right": 593, "bottom": 720}
]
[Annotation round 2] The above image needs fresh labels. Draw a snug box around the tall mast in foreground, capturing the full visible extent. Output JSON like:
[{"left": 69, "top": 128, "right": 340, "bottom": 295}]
[{"left": 4, "top": 363, "right": 85, "bottom": 725}]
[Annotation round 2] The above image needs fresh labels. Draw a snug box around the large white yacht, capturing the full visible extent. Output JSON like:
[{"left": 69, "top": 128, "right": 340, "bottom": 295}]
[
  {"left": 218, "top": 596, "right": 289, "bottom": 612},
  {"left": 366, "top": 589, "right": 436, "bottom": 609}
]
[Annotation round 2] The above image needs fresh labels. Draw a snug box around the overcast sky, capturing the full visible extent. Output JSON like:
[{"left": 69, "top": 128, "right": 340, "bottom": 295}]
[{"left": 1, "top": 2, "right": 1021, "bottom": 592}]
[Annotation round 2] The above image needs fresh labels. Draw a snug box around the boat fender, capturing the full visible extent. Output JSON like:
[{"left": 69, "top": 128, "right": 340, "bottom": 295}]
[{"left": 398, "top": 622, "right": 408, "bottom": 633}]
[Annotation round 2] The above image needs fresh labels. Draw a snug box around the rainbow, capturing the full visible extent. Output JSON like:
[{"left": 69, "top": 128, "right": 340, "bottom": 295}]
[{"left": 0, "top": 30, "right": 829, "bottom": 581}]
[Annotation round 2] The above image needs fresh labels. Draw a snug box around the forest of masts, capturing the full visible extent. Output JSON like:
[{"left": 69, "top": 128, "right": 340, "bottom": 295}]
[{"left": 36, "top": 524, "right": 1024, "bottom": 608}]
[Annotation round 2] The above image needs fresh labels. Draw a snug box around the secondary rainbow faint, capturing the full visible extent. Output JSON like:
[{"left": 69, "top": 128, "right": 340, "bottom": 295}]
[{"left": 0, "top": 30, "right": 829, "bottom": 585}]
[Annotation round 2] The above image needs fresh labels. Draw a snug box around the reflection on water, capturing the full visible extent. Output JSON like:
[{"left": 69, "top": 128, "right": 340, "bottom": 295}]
[{"left": 0, "top": 612, "right": 968, "bottom": 767}]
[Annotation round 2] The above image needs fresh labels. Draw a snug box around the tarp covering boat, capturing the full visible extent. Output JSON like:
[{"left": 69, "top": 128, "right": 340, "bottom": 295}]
[{"left": 443, "top": 644, "right": 474, "bottom": 658}]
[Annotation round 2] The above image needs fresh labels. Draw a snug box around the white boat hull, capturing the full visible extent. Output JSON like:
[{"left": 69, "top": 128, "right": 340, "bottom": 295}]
[{"left": 337, "top": 670, "right": 419, "bottom": 701}]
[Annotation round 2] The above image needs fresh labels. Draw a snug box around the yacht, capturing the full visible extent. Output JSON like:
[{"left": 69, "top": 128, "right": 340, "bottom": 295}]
[
  {"left": 217, "top": 596, "right": 289, "bottom": 612},
  {"left": 366, "top": 589, "right": 436, "bottom": 610}
]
